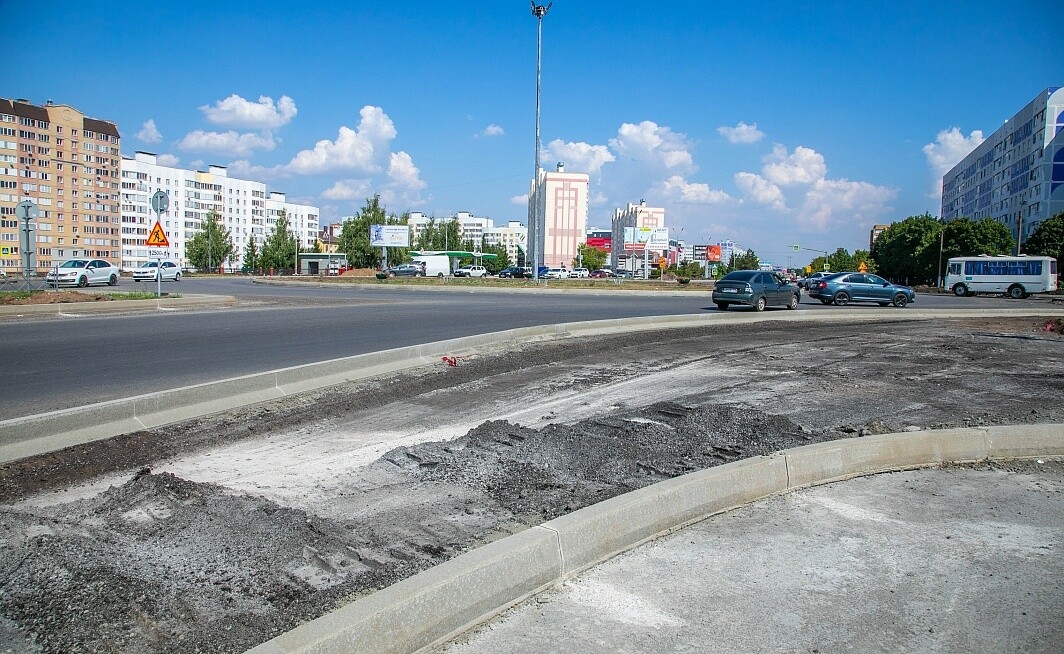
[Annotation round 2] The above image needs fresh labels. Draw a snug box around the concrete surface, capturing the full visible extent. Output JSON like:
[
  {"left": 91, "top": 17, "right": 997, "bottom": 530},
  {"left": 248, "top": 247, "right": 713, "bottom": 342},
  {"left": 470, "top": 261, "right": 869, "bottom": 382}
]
[
  {"left": 3, "top": 306, "right": 1063, "bottom": 464},
  {"left": 245, "top": 425, "right": 1064, "bottom": 654}
]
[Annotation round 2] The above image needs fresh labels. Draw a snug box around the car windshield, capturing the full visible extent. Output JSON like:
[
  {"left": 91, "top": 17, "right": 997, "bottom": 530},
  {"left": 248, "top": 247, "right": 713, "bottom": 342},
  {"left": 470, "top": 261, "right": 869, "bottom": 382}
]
[
  {"left": 140, "top": 262, "right": 160, "bottom": 268},
  {"left": 60, "top": 260, "right": 87, "bottom": 268}
]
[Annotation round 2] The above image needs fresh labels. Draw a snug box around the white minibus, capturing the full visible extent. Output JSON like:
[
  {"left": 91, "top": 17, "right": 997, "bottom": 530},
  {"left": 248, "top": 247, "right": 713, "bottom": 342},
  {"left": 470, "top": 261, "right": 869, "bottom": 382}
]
[{"left": 945, "top": 255, "right": 1058, "bottom": 298}]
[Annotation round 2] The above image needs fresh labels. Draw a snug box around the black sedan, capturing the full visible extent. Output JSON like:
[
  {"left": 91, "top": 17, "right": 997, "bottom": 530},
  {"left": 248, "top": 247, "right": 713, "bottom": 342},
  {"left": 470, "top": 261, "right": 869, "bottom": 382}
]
[{"left": 711, "top": 270, "right": 801, "bottom": 311}]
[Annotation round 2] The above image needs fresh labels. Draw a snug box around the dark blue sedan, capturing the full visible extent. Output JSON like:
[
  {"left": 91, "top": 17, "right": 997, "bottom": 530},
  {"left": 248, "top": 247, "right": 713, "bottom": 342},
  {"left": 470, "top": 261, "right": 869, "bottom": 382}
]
[
  {"left": 807, "top": 272, "right": 916, "bottom": 307},
  {"left": 711, "top": 270, "right": 801, "bottom": 311}
]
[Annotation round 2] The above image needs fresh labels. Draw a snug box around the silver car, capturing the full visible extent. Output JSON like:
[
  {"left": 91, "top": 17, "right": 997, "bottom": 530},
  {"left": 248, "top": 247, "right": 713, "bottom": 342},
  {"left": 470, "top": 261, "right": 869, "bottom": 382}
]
[
  {"left": 132, "top": 260, "right": 182, "bottom": 282},
  {"left": 46, "top": 259, "right": 121, "bottom": 287}
]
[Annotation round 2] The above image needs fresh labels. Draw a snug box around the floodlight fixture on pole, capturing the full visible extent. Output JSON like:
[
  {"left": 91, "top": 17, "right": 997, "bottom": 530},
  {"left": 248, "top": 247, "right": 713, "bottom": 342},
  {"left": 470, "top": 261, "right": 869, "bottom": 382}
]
[{"left": 530, "top": 1, "right": 551, "bottom": 281}]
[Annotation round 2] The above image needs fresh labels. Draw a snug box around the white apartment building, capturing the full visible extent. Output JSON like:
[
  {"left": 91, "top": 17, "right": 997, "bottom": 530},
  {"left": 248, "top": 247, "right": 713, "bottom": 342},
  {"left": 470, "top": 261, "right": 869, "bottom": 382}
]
[
  {"left": 406, "top": 211, "right": 527, "bottom": 263},
  {"left": 941, "top": 86, "right": 1064, "bottom": 245},
  {"left": 609, "top": 200, "right": 666, "bottom": 272},
  {"left": 528, "top": 162, "right": 590, "bottom": 268},
  {"left": 120, "top": 152, "right": 318, "bottom": 270}
]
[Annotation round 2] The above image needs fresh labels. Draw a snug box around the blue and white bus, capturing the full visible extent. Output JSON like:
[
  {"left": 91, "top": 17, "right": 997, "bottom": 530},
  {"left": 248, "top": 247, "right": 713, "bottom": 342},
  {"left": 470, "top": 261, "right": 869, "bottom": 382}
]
[{"left": 945, "top": 255, "right": 1058, "bottom": 299}]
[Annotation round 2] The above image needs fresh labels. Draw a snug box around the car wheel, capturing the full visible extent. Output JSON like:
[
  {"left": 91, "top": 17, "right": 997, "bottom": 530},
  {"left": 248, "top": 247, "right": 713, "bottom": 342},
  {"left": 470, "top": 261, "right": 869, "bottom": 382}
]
[
  {"left": 174, "top": 272, "right": 181, "bottom": 282},
  {"left": 388, "top": 272, "right": 396, "bottom": 278},
  {"left": 952, "top": 283, "right": 968, "bottom": 297},
  {"left": 108, "top": 274, "right": 117, "bottom": 286},
  {"left": 754, "top": 296, "right": 767, "bottom": 312},
  {"left": 78, "top": 275, "right": 88, "bottom": 287},
  {"left": 833, "top": 291, "right": 850, "bottom": 306},
  {"left": 716, "top": 302, "right": 729, "bottom": 311},
  {"left": 786, "top": 294, "right": 799, "bottom": 310},
  {"left": 416, "top": 272, "right": 423, "bottom": 277},
  {"left": 437, "top": 272, "right": 444, "bottom": 278},
  {"left": 892, "top": 292, "right": 909, "bottom": 308},
  {"left": 1007, "top": 284, "right": 1026, "bottom": 300}
]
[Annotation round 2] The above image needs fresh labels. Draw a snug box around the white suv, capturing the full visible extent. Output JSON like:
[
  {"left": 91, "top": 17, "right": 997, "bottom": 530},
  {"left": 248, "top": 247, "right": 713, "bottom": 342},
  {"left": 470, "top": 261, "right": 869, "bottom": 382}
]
[
  {"left": 571, "top": 267, "right": 590, "bottom": 278},
  {"left": 543, "top": 267, "right": 570, "bottom": 279},
  {"left": 453, "top": 265, "right": 488, "bottom": 278}
]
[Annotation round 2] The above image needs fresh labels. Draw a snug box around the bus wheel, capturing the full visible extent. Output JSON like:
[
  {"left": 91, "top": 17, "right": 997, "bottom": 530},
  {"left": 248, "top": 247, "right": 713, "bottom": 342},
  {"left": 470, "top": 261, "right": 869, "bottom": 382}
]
[
  {"left": 1007, "top": 284, "right": 1026, "bottom": 300},
  {"left": 952, "top": 284, "right": 968, "bottom": 297}
]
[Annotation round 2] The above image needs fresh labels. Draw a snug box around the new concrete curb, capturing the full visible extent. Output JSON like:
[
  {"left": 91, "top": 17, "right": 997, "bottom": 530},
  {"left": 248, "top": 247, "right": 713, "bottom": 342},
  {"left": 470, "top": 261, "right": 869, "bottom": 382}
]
[
  {"left": 0, "top": 294, "right": 234, "bottom": 317},
  {"left": 3, "top": 308, "right": 1063, "bottom": 464},
  {"left": 245, "top": 424, "right": 1064, "bottom": 654}
]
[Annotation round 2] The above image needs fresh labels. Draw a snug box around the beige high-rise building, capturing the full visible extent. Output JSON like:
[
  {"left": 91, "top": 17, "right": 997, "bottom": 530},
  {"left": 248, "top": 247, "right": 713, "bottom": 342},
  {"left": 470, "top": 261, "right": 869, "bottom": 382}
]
[
  {"left": 527, "top": 162, "right": 590, "bottom": 269},
  {"left": 0, "top": 98, "right": 121, "bottom": 275}
]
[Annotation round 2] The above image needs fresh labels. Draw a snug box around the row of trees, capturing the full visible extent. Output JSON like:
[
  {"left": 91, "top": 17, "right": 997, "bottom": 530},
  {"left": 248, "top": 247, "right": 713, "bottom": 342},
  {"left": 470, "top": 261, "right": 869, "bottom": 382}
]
[
  {"left": 869, "top": 212, "right": 1064, "bottom": 286},
  {"left": 186, "top": 210, "right": 307, "bottom": 273}
]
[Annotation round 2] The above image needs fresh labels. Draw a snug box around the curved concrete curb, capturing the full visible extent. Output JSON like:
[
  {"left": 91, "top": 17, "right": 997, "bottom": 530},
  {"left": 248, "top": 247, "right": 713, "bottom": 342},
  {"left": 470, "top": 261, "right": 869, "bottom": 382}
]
[
  {"left": 0, "top": 293, "right": 234, "bottom": 317},
  {"left": 2, "top": 308, "right": 1063, "bottom": 463},
  {"left": 245, "top": 424, "right": 1064, "bottom": 654}
]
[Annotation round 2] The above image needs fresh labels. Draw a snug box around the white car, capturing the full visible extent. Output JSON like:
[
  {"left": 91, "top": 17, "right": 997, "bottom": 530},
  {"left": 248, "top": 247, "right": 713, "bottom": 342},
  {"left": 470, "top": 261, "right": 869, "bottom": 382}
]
[
  {"left": 543, "top": 267, "right": 570, "bottom": 279},
  {"left": 46, "top": 258, "right": 121, "bottom": 287},
  {"left": 453, "top": 265, "right": 489, "bottom": 278},
  {"left": 132, "top": 260, "right": 182, "bottom": 282},
  {"left": 571, "top": 267, "right": 590, "bottom": 278}
]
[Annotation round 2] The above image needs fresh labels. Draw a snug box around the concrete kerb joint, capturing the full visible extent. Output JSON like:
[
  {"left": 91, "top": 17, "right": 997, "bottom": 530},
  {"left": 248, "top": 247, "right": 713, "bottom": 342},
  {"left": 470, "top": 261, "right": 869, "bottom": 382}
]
[{"left": 244, "top": 424, "right": 1064, "bottom": 654}]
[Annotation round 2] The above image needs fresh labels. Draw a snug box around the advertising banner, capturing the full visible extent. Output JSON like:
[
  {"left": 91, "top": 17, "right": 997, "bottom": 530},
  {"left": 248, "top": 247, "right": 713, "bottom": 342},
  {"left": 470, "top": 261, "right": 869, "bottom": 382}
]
[
  {"left": 370, "top": 225, "right": 411, "bottom": 247},
  {"left": 706, "top": 244, "right": 722, "bottom": 262}
]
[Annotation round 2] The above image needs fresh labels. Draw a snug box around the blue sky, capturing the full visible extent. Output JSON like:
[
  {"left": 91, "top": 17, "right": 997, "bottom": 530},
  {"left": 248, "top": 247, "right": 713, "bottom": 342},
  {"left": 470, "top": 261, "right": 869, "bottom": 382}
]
[{"left": 9, "top": 1, "right": 1063, "bottom": 265}]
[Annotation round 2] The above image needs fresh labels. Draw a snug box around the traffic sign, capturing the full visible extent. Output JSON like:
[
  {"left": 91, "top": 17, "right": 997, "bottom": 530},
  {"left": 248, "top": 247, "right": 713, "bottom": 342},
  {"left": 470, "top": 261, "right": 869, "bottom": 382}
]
[
  {"left": 15, "top": 200, "right": 39, "bottom": 221},
  {"left": 146, "top": 221, "right": 170, "bottom": 248},
  {"left": 151, "top": 191, "right": 169, "bottom": 214},
  {"left": 858, "top": 261, "right": 868, "bottom": 272}
]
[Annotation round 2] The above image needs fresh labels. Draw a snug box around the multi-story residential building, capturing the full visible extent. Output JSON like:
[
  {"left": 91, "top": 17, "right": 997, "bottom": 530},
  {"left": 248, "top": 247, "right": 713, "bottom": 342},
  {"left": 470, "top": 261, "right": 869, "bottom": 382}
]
[
  {"left": 483, "top": 220, "right": 528, "bottom": 265},
  {"left": 609, "top": 200, "right": 665, "bottom": 272},
  {"left": 1, "top": 98, "right": 121, "bottom": 275},
  {"left": 121, "top": 152, "right": 318, "bottom": 270},
  {"left": 527, "top": 162, "right": 590, "bottom": 269},
  {"left": 941, "top": 87, "right": 1064, "bottom": 247},
  {"left": 405, "top": 212, "right": 527, "bottom": 263}
]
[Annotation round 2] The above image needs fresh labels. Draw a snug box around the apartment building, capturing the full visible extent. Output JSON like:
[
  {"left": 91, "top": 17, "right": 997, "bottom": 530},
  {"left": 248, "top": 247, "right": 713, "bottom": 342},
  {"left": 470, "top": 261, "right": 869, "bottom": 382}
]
[
  {"left": 121, "top": 152, "right": 318, "bottom": 270},
  {"left": 406, "top": 212, "right": 528, "bottom": 264},
  {"left": 527, "top": 162, "right": 590, "bottom": 268},
  {"left": 0, "top": 98, "right": 121, "bottom": 275},
  {"left": 941, "top": 87, "right": 1064, "bottom": 245},
  {"left": 609, "top": 200, "right": 665, "bottom": 272}
]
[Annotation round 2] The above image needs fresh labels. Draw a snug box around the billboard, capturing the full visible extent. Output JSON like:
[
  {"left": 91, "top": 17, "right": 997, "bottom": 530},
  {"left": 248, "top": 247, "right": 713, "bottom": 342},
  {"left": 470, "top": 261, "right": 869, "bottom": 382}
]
[
  {"left": 706, "top": 244, "right": 722, "bottom": 262},
  {"left": 370, "top": 224, "right": 410, "bottom": 247},
  {"left": 586, "top": 237, "right": 611, "bottom": 250}
]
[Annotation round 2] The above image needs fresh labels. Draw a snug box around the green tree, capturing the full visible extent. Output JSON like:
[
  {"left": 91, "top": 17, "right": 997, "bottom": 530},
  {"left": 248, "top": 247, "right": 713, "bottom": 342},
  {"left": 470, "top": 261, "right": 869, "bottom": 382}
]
[
  {"left": 870, "top": 213, "right": 941, "bottom": 285},
  {"left": 1022, "top": 211, "right": 1064, "bottom": 263},
  {"left": 943, "top": 216, "right": 1014, "bottom": 262},
  {"left": 185, "top": 211, "right": 234, "bottom": 272},
  {"left": 413, "top": 216, "right": 461, "bottom": 252},
  {"left": 338, "top": 196, "right": 409, "bottom": 268},
  {"left": 578, "top": 245, "right": 608, "bottom": 271},
  {"left": 481, "top": 243, "right": 510, "bottom": 274},
  {"left": 242, "top": 237, "right": 260, "bottom": 273},
  {"left": 260, "top": 210, "right": 301, "bottom": 272},
  {"left": 726, "top": 249, "right": 760, "bottom": 271}
]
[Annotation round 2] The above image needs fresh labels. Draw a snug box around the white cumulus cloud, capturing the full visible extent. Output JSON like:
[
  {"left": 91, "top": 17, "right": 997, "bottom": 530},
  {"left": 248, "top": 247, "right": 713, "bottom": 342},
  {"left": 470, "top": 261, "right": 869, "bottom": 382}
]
[
  {"left": 157, "top": 153, "right": 180, "bottom": 167},
  {"left": 322, "top": 179, "right": 373, "bottom": 200},
  {"left": 285, "top": 106, "right": 397, "bottom": 175},
  {"left": 658, "top": 175, "right": 731, "bottom": 204},
  {"left": 922, "top": 127, "right": 985, "bottom": 200},
  {"left": 544, "top": 140, "right": 616, "bottom": 176},
  {"left": 200, "top": 94, "right": 297, "bottom": 130},
  {"left": 734, "top": 172, "right": 786, "bottom": 210},
  {"left": 136, "top": 119, "right": 162, "bottom": 144},
  {"left": 762, "top": 145, "right": 827, "bottom": 186},
  {"left": 798, "top": 178, "right": 897, "bottom": 231},
  {"left": 177, "top": 130, "right": 276, "bottom": 158},
  {"left": 387, "top": 151, "right": 427, "bottom": 190},
  {"left": 717, "top": 121, "right": 765, "bottom": 144},
  {"left": 608, "top": 121, "right": 695, "bottom": 172},
  {"left": 480, "top": 124, "right": 505, "bottom": 137}
]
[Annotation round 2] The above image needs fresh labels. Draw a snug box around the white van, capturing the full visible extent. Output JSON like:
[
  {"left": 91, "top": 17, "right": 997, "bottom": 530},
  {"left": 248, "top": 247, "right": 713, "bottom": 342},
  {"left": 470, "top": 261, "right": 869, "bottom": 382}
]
[{"left": 412, "top": 254, "right": 451, "bottom": 278}]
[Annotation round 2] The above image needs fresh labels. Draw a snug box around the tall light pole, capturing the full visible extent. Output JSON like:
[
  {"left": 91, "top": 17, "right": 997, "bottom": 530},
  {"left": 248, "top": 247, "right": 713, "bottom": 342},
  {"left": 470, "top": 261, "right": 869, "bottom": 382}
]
[
  {"left": 530, "top": 1, "right": 551, "bottom": 281},
  {"left": 1017, "top": 199, "right": 1027, "bottom": 256}
]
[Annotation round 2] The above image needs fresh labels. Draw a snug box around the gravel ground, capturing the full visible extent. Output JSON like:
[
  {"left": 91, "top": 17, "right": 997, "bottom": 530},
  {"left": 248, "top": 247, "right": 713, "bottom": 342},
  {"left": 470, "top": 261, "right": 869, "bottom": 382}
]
[{"left": 0, "top": 316, "right": 1062, "bottom": 653}]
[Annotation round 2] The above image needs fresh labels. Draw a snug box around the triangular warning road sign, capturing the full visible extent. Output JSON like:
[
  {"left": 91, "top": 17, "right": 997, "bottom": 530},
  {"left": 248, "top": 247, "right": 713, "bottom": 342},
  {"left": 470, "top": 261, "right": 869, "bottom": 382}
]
[{"left": 146, "top": 221, "right": 170, "bottom": 248}]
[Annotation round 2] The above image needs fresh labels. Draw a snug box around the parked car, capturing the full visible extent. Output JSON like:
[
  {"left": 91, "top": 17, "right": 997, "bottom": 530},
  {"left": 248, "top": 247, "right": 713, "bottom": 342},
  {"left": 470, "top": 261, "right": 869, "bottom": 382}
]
[
  {"left": 384, "top": 263, "right": 425, "bottom": 278},
  {"left": 615, "top": 270, "right": 635, "bottom": 278},
  {"left": 46, "top": 258, "right": 121, "bottom": 287},
  {"left": 711, "top": 270, "right": 800, "bottom": 311},
  {"left": 571, "top": 267, "right": 590, "bottom": 278},
  {"left": 453, "top": 265, "right": 489, "bottom": 278},
  {"left": 132, "top": 260, "right": 182, "bottom": 282},
  {"left": 590, "top": 269, "right": 615, "bottom": 278},
  {"left": 806, "top": 272, "right": 916, "bottom": 307},
  {"left": 543, "top": 267, "right": 570, "bottom": 279}
]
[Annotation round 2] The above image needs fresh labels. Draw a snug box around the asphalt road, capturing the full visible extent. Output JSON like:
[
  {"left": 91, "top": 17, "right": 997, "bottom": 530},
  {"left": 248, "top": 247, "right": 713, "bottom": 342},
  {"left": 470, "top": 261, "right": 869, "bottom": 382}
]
[{"left": 0, "top": 277, "right": 1052, "bottom": 420}]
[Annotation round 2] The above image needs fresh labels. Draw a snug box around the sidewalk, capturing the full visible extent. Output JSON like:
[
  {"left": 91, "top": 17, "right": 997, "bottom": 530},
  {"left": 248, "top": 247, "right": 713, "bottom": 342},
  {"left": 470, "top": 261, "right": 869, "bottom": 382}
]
[{"left": 440, "top": 461, "right": 1063, "bottom": 654}]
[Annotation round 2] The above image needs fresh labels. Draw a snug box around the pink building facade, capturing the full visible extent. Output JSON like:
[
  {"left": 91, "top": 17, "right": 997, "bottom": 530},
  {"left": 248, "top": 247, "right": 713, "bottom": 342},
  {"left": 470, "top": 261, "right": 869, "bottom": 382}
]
[{"left": 527, "top": 162, "right": 589, "bottom": 269}]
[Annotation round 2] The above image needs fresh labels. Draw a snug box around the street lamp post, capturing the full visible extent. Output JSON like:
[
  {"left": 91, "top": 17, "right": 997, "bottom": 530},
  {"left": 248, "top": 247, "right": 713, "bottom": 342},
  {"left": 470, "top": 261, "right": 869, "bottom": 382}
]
[{"left": 530, "top": 2, "right": 551, "bottom": 282}]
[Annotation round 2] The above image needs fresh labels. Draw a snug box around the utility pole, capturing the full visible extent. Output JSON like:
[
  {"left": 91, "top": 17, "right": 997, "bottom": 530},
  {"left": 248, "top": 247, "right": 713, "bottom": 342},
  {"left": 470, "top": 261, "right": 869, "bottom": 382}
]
[{"left": 530, "top": 1, "right": 551, "bottom": 281}]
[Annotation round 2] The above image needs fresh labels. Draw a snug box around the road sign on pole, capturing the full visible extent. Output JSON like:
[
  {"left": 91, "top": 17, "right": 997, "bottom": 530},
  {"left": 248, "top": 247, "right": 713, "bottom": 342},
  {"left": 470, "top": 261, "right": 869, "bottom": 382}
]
[
  {"left": 151, "top": 191, "right": 169, "bottom": 214},
  {"left": 146, "top": 222, "right": 170, "bottom": 248}
]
